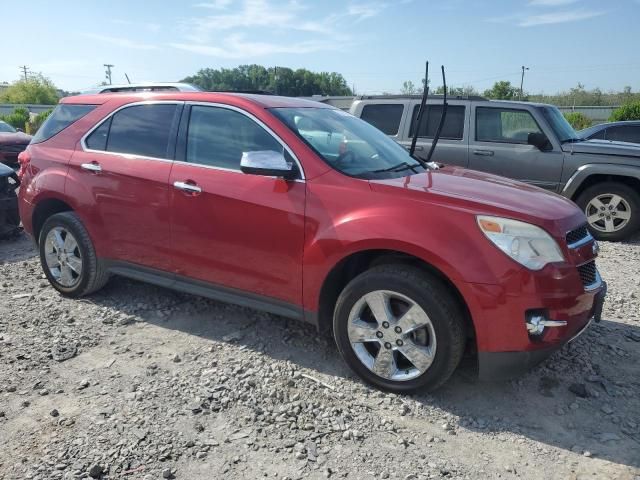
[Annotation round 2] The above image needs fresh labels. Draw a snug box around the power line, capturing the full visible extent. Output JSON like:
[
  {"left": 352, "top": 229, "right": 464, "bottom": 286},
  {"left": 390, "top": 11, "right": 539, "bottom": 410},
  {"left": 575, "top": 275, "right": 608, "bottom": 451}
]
[{"left": 103, "top": 64, "right": 114, "bottom": 85}]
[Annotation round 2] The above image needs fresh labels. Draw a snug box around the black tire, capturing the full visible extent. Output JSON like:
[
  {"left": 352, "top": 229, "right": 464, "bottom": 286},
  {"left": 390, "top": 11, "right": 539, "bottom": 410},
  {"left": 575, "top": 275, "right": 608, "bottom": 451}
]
[
  {"left": 576, "top": 182, "right": 640, "bottom": 242},
  {"left": 38, "top": 212, "right": 109, "bottom": 297},
  {"left": 333, "top": 265, "right": 466, "bottom": 393}
]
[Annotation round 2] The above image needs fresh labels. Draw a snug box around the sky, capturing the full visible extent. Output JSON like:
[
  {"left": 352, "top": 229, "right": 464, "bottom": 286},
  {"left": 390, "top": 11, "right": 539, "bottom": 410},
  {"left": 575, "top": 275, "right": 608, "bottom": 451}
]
[{"left": 2, "top": 0, "right": 640, "bottom": 95}]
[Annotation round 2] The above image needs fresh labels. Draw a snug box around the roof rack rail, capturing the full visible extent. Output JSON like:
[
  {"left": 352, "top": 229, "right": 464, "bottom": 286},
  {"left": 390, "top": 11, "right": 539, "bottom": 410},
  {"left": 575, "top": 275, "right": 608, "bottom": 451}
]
[
  {"left": 356, "top": 94, "right": 487, "bottom": 101},
  {"left": 213, "top": 90, "right": 276, "bottom": 95}
]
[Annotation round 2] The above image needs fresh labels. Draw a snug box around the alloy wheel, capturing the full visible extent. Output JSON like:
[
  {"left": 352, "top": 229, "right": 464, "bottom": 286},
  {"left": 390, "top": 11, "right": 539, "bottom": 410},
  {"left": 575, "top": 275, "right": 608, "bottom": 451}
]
[
  {"left": 44, "top": 227, "right": 83, "bottom": 287},
  {"left": 585, "top": 194, "right": 632, "bottom": 233},
  {"left": 347, "top": 290, "right": 437, "bottom": 381}
]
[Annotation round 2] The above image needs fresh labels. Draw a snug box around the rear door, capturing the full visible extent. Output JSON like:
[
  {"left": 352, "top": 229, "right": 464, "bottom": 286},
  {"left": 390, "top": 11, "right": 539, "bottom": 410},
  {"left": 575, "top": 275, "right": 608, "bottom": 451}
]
[
  {"left": 468, "top": 104, "right": 564, "bottom": 191},
  {"left": 68, "top": 101, "right": 182, "bottom": 271},
  {"left": 168, "top": 103, "right": 306, "bottom": 306},
  {"left": 398, "top": 101, "right": 469, "bottom": 167}
]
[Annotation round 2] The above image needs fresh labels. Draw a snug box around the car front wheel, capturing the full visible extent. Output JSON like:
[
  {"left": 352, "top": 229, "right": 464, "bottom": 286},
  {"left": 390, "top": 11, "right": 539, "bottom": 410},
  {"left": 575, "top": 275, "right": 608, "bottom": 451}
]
[
  {"left": 576, "top": 182, "right": 640, "bottom": 242},
  {"left": 333, "top": 265, "right": 466, "bottom": 393}
]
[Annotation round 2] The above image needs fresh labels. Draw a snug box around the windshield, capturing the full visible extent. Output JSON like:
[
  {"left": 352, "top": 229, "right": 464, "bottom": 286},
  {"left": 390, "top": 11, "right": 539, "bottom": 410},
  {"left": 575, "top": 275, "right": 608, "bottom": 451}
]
[
  {"left": 0, "top": 121, "right": 17, "bottom": 133},
  {"left": 538, "top": 105, "right": 580, "bottom": 143},
  {"left": 270, "top": 107, "right": 425, "bottom": 179}
]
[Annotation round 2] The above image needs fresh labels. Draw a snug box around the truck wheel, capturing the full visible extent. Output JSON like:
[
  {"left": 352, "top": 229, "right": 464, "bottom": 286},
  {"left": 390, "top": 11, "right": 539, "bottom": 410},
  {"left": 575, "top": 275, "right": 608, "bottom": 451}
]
[
  {"left": 333, "top": 265, "right": 465, "bottom": 393},
  {"left": 39, "top": 212, "right": 109, "bottom": 297},
  {"left": 576, "top": 182, "right": 640, "bottom": 242}
]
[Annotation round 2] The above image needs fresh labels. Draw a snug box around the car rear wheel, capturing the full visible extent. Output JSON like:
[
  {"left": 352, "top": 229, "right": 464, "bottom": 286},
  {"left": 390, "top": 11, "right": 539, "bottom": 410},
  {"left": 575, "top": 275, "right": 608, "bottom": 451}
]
[
  {"left": 576, "top": 182, "right": 640, "bottom": 242},
  {"left": 333, "top": 265, "right": 466, "bottom": 393},
  {"left": 39, "top": 212, "right": 109, "bottom": 297}
]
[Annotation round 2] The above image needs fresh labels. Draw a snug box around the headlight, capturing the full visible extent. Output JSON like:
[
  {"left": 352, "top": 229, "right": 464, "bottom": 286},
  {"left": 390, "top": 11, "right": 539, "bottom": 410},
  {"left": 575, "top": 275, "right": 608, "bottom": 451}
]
[{"left": 477, "top": 216, "right": 564, "bottom": 270}]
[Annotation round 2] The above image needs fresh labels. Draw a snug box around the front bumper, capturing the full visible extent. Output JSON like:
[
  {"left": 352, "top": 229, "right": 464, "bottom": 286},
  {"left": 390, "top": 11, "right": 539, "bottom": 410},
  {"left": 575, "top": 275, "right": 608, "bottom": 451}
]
[{"left": 477, "top": 281, "right": 607, "bottom": 381}]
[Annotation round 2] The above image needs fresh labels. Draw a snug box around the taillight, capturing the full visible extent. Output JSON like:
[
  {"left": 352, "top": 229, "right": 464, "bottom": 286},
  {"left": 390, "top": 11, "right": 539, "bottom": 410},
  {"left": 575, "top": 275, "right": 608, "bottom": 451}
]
[{"left": 17, "top": 149, "right": 31, "bottom": 180}]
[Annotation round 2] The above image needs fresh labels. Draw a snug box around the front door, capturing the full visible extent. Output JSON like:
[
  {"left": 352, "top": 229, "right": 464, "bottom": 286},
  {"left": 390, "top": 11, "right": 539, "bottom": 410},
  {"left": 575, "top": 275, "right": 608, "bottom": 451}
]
[
  {"left": 67, "top": 102, "right": 181, "bottom": 271},
  {"left": 468, "top": 105, "right": 564, "bottom": 191},
  {"left": 169, "top": 104, "right": 306, "bottom": 306}
]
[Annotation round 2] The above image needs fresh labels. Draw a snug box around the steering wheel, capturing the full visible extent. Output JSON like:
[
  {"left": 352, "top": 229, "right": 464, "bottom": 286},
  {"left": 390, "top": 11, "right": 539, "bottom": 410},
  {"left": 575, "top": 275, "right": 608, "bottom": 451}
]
[{"left": 334, "top": 150, "right": 356, "bottom": 170}]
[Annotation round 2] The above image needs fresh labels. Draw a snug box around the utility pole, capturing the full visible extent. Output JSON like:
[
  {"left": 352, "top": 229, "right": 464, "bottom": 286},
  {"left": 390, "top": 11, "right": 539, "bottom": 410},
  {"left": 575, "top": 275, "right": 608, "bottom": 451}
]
[
  {"left": 520, "top": 65, "right": 529, "bottom": 100},
  {"left": 104, "top": 64, "right": 114, "bottom": 85},
  {"left": 273, "top": 66, "right": 278, "bottom": 95},
  {"left": 19, "top": 65, "right": 29, "bottom": 81}
]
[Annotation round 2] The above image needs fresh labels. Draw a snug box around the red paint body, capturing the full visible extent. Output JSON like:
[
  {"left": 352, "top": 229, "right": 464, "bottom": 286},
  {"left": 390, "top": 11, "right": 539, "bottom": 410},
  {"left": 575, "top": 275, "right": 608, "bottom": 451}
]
[{"left": 19, "top": 92, "right": 603, "bottom": 359}]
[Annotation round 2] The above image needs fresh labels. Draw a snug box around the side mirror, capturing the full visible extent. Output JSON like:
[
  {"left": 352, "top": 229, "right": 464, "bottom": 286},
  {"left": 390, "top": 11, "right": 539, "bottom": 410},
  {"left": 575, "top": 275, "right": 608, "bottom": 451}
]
[
  {"left": 527, "top": 132, "right": 552, "bottom": 151},
  {"left": 240, "top": 150, "right": 295, "bottom": 179},
  {"left": 16, "top": 128, "right": 24, "bottom": 133}
]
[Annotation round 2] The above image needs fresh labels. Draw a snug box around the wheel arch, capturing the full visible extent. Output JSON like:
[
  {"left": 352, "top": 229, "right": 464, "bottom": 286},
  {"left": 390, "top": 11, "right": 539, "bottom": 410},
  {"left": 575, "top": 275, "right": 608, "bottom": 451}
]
[
  {"left": 31, "top": 197, "right": 74, "bottom": 243},
  {"left": 564, "top": 164, "right": 640, "bottom": 201},
  {"left": 316, "top": 248, "right": 476, "bottom": 347}
]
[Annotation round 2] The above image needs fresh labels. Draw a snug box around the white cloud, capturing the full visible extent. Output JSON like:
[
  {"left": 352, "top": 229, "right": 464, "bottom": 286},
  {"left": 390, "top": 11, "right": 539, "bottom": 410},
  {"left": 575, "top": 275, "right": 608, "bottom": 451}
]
[
  {"left": 83, "top": 33, "right": 158, "bottom": 50},
  {"left": 194, "top": 0, "right": 234, "bottom": 8},
  {"left": 518, "top": 9, "right": 604, "bottom": 26},
  {"left": 174, "top": 0, "right": 381, "bottom": 58},
  {"left": 528, "top": 0, "right": 579, "bottom": 6},
  {"left": 170, "top": 34, "right": 337, "bottom": 58}
]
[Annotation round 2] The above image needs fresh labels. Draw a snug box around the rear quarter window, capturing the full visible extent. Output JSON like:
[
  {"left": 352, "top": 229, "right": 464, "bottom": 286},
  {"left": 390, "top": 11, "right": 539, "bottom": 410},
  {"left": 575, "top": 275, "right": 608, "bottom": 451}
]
[{"left": 31, "top": 104, "right": 96, "bottom": 144}]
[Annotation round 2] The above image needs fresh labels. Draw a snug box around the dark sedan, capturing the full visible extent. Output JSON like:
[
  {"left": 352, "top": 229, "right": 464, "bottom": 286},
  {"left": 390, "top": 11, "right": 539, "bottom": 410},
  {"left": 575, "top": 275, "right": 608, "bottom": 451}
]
[
  {"left": 0, "top": 121, "right": 32, "bottom": 168},
  {"left": 579, "top": 121, "right": 640, "bottom": 144}
]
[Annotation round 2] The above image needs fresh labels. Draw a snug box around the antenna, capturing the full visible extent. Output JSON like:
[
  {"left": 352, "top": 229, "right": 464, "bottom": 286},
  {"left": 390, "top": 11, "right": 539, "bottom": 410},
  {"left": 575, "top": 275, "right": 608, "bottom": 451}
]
[
  {"left": 409, "top": 61, "right": 429, "bottom": 159},
  {"left": 125, "top": 73, "right": 131, "bottom": 84},
  {"left": 425, "top": 65, "right": 448, "bottom": 164}
]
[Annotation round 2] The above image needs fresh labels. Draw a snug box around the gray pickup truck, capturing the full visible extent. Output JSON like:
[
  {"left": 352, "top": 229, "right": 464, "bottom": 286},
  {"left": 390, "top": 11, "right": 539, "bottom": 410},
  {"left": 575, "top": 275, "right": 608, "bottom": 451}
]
[{"left": 349, "top": 96, "right": 640, "bottom": 241}]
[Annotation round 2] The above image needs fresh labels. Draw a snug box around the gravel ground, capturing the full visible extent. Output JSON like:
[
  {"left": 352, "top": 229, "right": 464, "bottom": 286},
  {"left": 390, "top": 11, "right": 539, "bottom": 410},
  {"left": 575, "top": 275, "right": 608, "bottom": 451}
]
[{"left": 1, "top": 233, "right": 639, "bottom": 480}]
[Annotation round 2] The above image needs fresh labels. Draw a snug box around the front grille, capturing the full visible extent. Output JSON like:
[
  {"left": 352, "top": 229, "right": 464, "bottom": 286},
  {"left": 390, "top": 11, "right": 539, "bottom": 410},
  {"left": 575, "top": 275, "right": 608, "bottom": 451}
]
[
  {"left": 566, "top": 225, "right": 589, "bottom": 246},
  {"left": 578, "top": 261, "right": 597, "bottom": 287}
]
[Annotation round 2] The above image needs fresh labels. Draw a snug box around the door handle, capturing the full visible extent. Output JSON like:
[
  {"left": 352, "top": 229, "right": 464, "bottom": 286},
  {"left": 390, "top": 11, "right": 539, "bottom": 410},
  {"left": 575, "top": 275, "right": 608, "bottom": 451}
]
[
  {"left": 173, "top": 181, "right": 202, "bottom": 194},
  {"left": 473, "top": 150, "right": 494, "bottom": 156},
  {"left": 404, "top": 145, "right": 424, "bottom": 151},
  {"left": 81, "top": 162, "right": 102, "bottom": 172}
]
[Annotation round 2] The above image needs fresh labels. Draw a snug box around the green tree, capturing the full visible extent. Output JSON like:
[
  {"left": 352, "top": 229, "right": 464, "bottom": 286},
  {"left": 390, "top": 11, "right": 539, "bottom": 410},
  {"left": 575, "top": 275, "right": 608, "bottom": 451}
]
[
  {"left": 0, "top": 74, "right": 59, "bottom": 105},
  {"left": 610, "top": 101, "right": 640, "bottom": 121},
  {"left": 563, "top": 112, "right": 592, "bottom": 130},
  {"left": 0, "top": 107, "right": 30, "bottom": 130},
  {"left": 401, "top": 81, "right": 418, "bottom": 95},
  {"left": 483, "top": 81, "right": 518, "bottom": 100},
  {"left": 182, "top": 65, "right": 352, "bottom": 96}
]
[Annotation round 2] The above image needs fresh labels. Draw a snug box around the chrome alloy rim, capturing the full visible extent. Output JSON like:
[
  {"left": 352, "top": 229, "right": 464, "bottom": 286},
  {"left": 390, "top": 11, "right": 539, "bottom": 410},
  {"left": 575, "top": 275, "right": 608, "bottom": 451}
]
[
  {"left": 585, "top": 194, "right": 631, "bottom": 233},
  {"left": 347, "top": 290, "right": 437, "bottom": 381},
  {"left": 44, "top": 227, "right": 83, "bottom": 287}
]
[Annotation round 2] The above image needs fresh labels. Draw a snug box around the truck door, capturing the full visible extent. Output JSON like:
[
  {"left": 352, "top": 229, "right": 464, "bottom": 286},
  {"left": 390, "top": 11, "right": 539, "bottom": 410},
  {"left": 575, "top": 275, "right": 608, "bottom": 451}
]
[
  {"left": 398, "top": 101, "right": 469, "bottom": 168},
  {"left": 468, "top": 104, "right": 564, "bottom": 191}
]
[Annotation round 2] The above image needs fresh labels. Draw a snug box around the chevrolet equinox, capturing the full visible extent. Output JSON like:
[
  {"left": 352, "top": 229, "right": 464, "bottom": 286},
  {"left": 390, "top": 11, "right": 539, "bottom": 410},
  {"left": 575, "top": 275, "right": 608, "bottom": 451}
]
[{"left": 18, "top": 92, "right": 607, "bottom": 392}]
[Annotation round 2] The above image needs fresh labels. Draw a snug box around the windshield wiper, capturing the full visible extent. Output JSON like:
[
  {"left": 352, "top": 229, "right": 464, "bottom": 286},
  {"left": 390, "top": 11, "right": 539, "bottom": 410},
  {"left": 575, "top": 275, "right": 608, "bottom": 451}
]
[
  {"left": 561, "top": 138, "right": 582, "bottom": 144},
  {"left": 373, "top": 162, "right": 422, "bottom": 174}
]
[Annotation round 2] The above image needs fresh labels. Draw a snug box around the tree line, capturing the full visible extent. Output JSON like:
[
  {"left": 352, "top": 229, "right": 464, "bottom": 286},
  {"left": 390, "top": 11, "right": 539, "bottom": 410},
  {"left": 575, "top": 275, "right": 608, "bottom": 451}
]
[{"left": 182, "top": 65, "right": 352, "bottom": 96}]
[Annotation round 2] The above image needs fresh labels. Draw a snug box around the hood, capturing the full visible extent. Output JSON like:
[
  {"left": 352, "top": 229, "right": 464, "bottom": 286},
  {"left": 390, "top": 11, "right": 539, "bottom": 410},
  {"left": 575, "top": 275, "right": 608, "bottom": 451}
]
[
  {"left": 370, "top": 166, "right": 584, "bottom": 229},
  {"left": 0, "top": 132, "right": 32, "bottom": 145},
  {"left": 562, "top": 139, "right": 640, "bottom": 158}
]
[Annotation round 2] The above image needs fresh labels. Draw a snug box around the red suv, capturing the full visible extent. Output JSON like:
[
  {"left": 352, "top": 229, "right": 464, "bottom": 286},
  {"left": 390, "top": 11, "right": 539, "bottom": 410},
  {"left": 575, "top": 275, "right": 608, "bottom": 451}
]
[{"left": 18, "top": 92, "right": 606, "bottom": 392}]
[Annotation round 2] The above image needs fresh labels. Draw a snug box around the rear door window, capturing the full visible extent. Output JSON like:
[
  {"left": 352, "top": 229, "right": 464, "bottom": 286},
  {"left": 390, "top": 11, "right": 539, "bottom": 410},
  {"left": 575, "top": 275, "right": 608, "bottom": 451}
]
[
  {"left": 606, "top": 125, "right": 640, "bottom": 143},
  {"left": 86, "top": 104, "right": 178, "bottom": 158},
  {"left": 476, "top": 107, "right": 542, "bottom": 144},
  {"left": 409, "top": 105, "right": 465, "bottom": 140},
  {"left": 360, "top": 104, "right": 404, "bottom": 135},
  {"left": 31, "top": 104, "right": 96, "bottom": 143}
]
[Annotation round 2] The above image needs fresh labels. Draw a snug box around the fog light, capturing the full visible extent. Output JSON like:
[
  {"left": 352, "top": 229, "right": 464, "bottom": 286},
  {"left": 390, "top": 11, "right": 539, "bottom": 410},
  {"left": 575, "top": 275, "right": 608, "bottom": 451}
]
[{"left": 526, "top": 314, "right": 567, "bottom": 336}]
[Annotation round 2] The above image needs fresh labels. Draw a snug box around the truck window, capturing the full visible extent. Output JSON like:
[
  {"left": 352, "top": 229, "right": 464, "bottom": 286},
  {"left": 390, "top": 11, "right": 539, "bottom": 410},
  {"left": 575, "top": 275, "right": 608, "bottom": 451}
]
[
  {"left": 409, "top": 105, "right": 465, "bottom": 140},
  {"left": 476, "top": 107, "right": 542, "bottom": 144},
  {"left": 606, "top": 125, "right": 640, "bottom": 143},
  {"left": 360, "top": 104, "right": 404, "bottom": 135}
]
